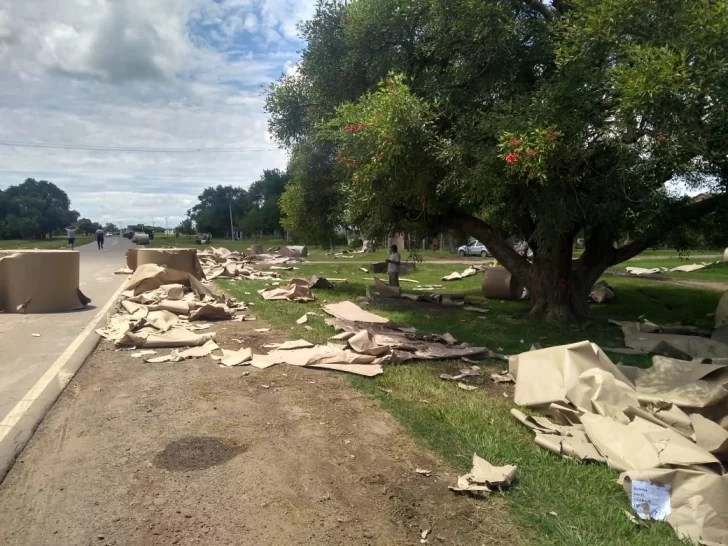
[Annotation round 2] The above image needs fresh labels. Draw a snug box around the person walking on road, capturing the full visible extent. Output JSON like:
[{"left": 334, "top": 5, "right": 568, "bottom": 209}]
[
  {"left": 65, "top": 225, "right": 77, "bottom": 250},
  {"left": 386, "top": 244, "right": 401, "bottom": 287},
  {"left": 95, "top": 227, "right": 105, "bottom": 250}
]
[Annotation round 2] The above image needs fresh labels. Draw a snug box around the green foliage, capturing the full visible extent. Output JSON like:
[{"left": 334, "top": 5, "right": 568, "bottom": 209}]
[
  {"left": 267, "top": 0, "right": 728, "bottom": 317},
  {"left": 187, "top": 185, "right": 248, "bottom": 237},
  {"left": 0, "top": 178, "right": 80, "bottom": 239},
  {"left": 238, "top": 169, "right": 289, "bottom": 237},
  {"left": 175, "top": 218, "right": 195, "bottom": 235}
]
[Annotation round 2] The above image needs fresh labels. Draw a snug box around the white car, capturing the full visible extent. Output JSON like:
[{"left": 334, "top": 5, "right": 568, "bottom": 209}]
[{"left": 458, "top": 240, "right": 490, "bottom": 257}]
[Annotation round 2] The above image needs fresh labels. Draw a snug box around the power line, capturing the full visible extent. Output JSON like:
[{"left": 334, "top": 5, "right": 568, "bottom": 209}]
[{"left": 0, "top": 140, "right": 280, "bottom": 153}]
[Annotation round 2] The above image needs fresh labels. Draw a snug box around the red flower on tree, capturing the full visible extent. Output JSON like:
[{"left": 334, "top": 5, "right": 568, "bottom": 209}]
[{"left": 505, "top": 152, "right": 520, "bottom": 164}]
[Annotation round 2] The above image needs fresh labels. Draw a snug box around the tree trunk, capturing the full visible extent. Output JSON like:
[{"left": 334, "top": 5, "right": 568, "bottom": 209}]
[{"left": 452, "top": 214, "right": 593, "bottom": 322}]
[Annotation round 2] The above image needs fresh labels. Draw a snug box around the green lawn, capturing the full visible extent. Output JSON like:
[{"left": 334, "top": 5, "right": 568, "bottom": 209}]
[
  {"left": 150, "top": 235, "right": 489, "bottom": 262},
  {"left": 0, "top": 236, "right": 94, "bottom": 250},
  {"left": 219, "top": 262, "right": 719, "bottom": 545}
]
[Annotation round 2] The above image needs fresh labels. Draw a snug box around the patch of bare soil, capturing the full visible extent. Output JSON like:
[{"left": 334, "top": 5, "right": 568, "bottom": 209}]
[{"left": 0, "top": 319, "right": 518, "bottom": 546}]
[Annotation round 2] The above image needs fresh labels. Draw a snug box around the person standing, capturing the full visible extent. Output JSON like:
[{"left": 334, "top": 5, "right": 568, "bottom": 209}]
[
  {"left": 65, "top": 225, "right": 77, "bottom": 250},
  {"left": 386, "top": 244, "right": 401, "bottom": 287},
  {"left": 95, "top": 227, "right": 105, "bottom": 249}
]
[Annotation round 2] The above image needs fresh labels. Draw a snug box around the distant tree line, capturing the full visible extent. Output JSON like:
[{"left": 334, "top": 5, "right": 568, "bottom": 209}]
[{"left": 183, "top": 169, "right": 290, "bottom": 238}]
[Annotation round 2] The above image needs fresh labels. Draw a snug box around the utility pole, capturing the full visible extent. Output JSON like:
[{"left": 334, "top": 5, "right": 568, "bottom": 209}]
[{"left": 229, "top": 201, "right": 235, "bottom": 240}]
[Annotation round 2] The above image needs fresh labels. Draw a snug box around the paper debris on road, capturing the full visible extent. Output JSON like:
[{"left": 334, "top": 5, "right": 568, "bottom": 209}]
[
  {"left": 31, "top": 333, "right": 41, "bottom": 337},
  {"left": 449, "top": 454, "right": 517, "bottom": 495},
  {"left": 213, "top": 347, "right": 253, "bottom": 367},
  {"left": 254, "top": 328, "right": 271, "bottom": 333},
  {"left": 114, "top": 267, "right": 133, "bottom": 274},
  {"left": 131, "top": 350, "right": 157, "bottom": 358}
]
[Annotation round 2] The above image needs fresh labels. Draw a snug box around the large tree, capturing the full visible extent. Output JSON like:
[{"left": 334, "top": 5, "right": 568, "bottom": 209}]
[
  {"left": 239, "top": 169, "right": 290, "bottom": 236},
  {"left": 0, "top": 178, "right": 79, "bottom": 239},
  {"left": 188, "top": 186, "right": 250, "bottom": 237},
  {"left": 267, "top": 0, "right": 728, "bottom": 321}
]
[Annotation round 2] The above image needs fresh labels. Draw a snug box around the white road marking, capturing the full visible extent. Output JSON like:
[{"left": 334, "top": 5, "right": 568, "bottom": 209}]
[{"left": 0, "top": 279, "right": 127, "bottom": 441}]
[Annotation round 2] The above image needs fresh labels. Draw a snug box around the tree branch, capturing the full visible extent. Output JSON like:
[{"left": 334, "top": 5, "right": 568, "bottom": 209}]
[
  {"left": 613, "top": 194, "right": 728, "bottom": 264},
  {"left": 523, "top": 0, "right": 556, "bottom": 20},
  {"left": 448, "top": 212, "right": 534, "bottom": 288}
]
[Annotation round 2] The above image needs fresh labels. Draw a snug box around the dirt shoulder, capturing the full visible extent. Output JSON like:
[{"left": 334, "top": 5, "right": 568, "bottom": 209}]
[{"left": 0, "top": 318, "right": 514, "bottom": 546}]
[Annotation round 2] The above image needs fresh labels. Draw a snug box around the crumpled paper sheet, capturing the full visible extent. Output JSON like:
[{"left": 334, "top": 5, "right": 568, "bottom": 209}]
[
  {"left": 620, "top": 468, "right": 728, "bottom": 546},
  {"left": 449, "top": 454, "right": 517, "bottom": 495},
  {"left": 669, "top": 263, "right": 713, "bottom": 273},
  {"left": 626, "top": 267, "right": 663, "bottom": 276},
  {"left": 442, "top": 266, "right": 480, "bottom": 282},
  {"left": 260, "top": 281, "right": 315, "bottom": 302},
  {"left": 211, "top": 347, "right": 253, "bottom": 367},
  {"left": 510, "top": 340, "right": 728, "bottom": 545},
  {"left": 145, "top": 340, "right": 220, "bottom": 363},
  {"left": 374, "top": 277, "right": 401, "bottom": 298},
  {"left": 589, "top": 280, "right": 616, "bottom": 304},
  {"left": 327, "top": 317, "right": 494, "bottom": 363},
  {"left": 323, "top": 301, "right": 392, "bottom": 324},
  {"left": 126, "top": 263, "right": 223, "bottom": 302},
  {"left": 611, "top": 319, "right": 728, "bottom": 360}
]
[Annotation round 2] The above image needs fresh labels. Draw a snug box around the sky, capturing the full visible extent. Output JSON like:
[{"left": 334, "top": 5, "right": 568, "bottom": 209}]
[{"left": 0, "top": 0, "right": 316, "bottom": 228}]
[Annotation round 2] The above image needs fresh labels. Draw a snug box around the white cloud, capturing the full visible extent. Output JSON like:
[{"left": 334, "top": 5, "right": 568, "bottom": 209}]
[{"left": 0, "top": 0, "right": 317, "bottom": 226}]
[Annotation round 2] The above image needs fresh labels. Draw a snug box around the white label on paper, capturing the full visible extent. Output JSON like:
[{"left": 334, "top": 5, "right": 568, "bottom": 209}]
[{"left": 631, "top": 480, "right": 671, "bottom": 521}]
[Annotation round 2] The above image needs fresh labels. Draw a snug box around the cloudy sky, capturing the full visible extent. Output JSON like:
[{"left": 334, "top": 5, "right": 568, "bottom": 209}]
[{"left": 0, "top": 0, "right": 316, "bottom": 228}]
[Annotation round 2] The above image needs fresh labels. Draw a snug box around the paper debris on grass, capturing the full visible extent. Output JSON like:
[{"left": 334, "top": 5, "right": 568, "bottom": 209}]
[
  {"left": 464, "top": 306, "right": 489, "bottom": 314},
  {"left": 508, "top": 337, "right": 728, "bottom": 545},
  {"left": 359, "top": 267, "right": 368, "bottom": 273},
  {"left": 625, "top": 267, "right": 663, "bottom": 276},
  {"left": 449, "top": 454, "right": 517, "bottom": 495},
  {"left": 589, "top": 280, "right": 616, "bottom": 304},
  {"left": 296, "top": 314, "right": 308, "bottom": 325},
  {"left": 260, "top": 281, "right": 315, "bottom": 302},
  {"left": 374, "top": 277, "right": 401, "bottom": 298},
  {"left": 145, "top": 340, "right": 219, "bottom": 363},
  {"left": 457, "top": 382, "right": 477, "bottom": 391},
  {"left": 415, "top": 468, "right": 432, "bottom": 477},
  {"left": 490, "top": 372, "right": 514, "bottom": 383},
  {"left": 669, "top": 262, "right": 713, "bottom": 273},
  {"left": 323, "top": 301, "right": 392, "bottom": 325},
  {"left": 254, "top": 328, "right": 271, "bottom": 333}
]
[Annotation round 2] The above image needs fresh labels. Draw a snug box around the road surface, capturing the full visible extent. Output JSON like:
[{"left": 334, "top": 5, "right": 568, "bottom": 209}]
[{"left": 0, "top": 236, "right": 133, "bottom": 479}]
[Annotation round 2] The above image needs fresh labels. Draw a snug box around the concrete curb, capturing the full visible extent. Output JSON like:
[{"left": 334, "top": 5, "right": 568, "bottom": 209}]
[{"left": 0, "top": 280, "right": 127, "bottom": 482}]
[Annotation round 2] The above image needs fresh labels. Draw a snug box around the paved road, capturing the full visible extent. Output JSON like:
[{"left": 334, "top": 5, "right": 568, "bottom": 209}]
[{"left": 0, "top": 236, "right": 133, "bottom": 478}]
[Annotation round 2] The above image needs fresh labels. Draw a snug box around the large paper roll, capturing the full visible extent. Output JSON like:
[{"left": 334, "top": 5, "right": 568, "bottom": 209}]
[
  {"left": 281, "top": 245, "right": 308, "bottom": 258},
  {"left": 482, "top": 265, "right": 524, "bottom": 300},
  {"left": 127, "top": 248, "right": 205, "bottom": 279},
  {"left": 0, "top": 250, "right": 90, "bottom": 313},
  {"left": 134, "top": 233, "right": 150, "bottom": 245}
]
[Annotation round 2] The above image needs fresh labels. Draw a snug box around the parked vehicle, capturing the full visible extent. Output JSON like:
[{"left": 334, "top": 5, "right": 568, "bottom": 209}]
[{"left": 457, "top": 240, "right": 490, "bottom": 257}]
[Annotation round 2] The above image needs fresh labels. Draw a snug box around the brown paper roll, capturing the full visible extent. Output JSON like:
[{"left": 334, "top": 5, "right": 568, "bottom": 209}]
[
  {"left": 482, "top": 265, "right": 524, "bottom": 300},
  {"left": 0, "top": 250, "right": 90, "bottom": 313},
  {"left": 132, "top": 248, "right": 205, "bottom": 279}
]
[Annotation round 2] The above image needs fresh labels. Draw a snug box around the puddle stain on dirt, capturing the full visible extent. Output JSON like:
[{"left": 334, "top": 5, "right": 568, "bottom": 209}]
[{"left": 153, "top": 436, "right": 246, "bottom": 471}]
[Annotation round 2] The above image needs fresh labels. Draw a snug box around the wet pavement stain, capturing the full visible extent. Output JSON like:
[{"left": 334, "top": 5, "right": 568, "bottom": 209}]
[{"left": 154, "top": 436, "right": 246, "bottom": 471}]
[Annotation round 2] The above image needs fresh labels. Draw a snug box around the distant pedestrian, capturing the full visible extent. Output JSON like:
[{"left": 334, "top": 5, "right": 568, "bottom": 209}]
[
  {"left": 386, "top": 244, "right": 401, "bottom": 287},
  {"left": 95, "top": 227, "right": 105, "bottom": 250},
  {"left": 65, "top": 226, "right": 77, "bottom": 250}
]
